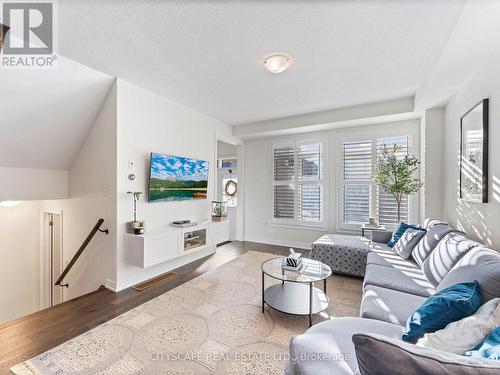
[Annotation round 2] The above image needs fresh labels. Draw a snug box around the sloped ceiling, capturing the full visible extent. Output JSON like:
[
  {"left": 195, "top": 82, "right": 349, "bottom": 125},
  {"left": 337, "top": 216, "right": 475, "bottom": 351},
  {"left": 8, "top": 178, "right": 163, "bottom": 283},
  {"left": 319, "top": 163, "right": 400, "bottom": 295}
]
[
  {"left": 57, "top": 0, "right": 465, "bottom": 126},
  {"left": 0, "top": 57, "right": 114, "bottom": 170}
]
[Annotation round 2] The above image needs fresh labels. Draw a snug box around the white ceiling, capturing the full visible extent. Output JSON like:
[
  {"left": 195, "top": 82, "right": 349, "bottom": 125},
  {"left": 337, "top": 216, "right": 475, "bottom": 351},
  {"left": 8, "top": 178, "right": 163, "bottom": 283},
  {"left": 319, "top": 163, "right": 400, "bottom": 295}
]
[
  {"left": 0, "top": 57, "right": 113, "bottom": 169},
  {"left": 58, "top": 0, "right": 465, "bottom": 126}
]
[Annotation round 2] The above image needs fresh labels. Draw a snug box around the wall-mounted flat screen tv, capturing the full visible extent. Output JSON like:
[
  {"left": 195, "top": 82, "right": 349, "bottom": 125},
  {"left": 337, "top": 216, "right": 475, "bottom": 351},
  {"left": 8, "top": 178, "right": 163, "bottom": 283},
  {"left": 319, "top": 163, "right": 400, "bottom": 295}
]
[{"left": 148, "top": 153, "right": 209, "bottom": 202}]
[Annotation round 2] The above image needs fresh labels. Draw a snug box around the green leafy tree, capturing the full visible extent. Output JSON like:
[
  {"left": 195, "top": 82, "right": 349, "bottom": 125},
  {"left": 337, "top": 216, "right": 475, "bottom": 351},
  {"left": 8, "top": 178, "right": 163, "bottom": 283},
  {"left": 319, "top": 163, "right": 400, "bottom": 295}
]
[{"left": 374, "top": 145, "right": 423, "bottom": 222}]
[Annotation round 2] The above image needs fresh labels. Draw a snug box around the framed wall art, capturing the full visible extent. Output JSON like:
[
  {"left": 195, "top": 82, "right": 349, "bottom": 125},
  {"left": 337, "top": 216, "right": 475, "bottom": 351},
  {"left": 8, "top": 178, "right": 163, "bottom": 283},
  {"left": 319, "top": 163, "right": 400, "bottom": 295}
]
[{"left": 459, "top": 98, "right": 489, "bottom": 203}]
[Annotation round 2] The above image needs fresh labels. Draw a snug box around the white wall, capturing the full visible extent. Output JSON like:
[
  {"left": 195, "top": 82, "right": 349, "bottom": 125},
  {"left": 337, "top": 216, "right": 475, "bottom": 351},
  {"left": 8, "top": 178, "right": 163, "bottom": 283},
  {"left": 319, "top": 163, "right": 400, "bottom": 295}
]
[
  {"left": 0, "top": 167, "right": 68, "bottom": 201},
  {"left": 0, "top": 201, "right": 41, "bottom": 324},
  {"left": 421, "top": 108, "right": 445, "bottom": 220},
  {"left": 40, "top": 81, "right": 118, "bottom": 300},
  {"left": 244, "top": 119, "right": 421, "bottom": 249},
  {"left": 115, "top": 80, "right": 233, "bottom": 291},
  {"left": 443, "top": 47, "right": 500, "bottom": 249},
  {"left": 217, "top": 141, "right": 237, "bottom": 158}
]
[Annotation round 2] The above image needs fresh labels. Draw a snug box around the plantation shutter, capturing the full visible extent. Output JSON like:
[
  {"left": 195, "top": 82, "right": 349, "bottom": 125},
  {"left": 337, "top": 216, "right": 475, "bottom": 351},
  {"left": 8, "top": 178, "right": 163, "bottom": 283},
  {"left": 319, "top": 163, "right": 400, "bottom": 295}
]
[
  {"left": 376, "top": 136, "right": 409, "bottom": 225},
  {"left": 298, "top": 144, "right": 322, "bottom": 222},
  {"left": 342, "top": 140, "right": 372, "bottom": 224},
  {"left": 273, "top": 142, "right": 323, "bottom": 223},
  {"left": 273, "top": 146, "right": 295, "bottom": 219}
]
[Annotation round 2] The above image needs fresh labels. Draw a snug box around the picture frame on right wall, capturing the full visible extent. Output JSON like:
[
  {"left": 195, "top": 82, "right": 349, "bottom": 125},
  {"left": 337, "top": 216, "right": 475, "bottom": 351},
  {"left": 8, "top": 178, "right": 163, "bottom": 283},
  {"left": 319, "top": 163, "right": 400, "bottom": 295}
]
[{"left": 459, "top": 98, "right": 489, "bottom": 203}]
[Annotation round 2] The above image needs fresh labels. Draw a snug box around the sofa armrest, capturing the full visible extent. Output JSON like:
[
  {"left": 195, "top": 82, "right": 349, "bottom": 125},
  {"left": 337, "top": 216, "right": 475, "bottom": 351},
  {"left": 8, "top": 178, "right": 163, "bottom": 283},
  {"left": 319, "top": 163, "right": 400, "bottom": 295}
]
[{"left": 371, "top": 230, "right": 392, "bottom": 244}]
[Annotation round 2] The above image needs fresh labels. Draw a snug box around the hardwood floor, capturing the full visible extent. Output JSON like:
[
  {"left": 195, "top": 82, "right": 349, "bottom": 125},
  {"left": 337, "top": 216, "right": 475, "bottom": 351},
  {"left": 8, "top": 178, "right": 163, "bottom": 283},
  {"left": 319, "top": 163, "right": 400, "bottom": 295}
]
[
  {"left": 0, "top": 242, "right": 362, "bottom": 374},
  {"left": 0, "top": 241, "right": 362, "bottom": 374}
]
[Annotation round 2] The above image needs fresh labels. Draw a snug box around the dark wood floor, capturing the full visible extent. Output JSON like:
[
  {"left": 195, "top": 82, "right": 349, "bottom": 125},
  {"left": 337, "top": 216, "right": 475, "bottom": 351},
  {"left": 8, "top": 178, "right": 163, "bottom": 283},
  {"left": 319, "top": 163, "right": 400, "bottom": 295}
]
[{"left": 0, "top": 241, "right": 292, "bottom": 374}]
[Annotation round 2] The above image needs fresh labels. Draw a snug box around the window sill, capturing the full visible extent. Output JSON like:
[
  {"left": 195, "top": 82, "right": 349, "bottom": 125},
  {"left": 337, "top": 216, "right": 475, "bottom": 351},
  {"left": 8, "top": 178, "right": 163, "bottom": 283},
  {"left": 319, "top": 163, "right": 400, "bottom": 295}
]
[{"left": 268, "top": 221, "right": 328, "bottom": 232}]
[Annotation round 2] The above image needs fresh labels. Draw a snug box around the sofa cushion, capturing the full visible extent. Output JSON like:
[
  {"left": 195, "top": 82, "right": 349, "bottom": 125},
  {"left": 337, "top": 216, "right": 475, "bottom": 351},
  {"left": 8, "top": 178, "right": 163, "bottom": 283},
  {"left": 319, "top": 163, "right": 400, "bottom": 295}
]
[
  {"left": 361, "top": 285, "right": 427, "bottom": 325},
  {"left": 437, "top": 246, "right": 500, "bottom": 304},
  {"left": 369, "top": 241, "right": 394, "bottom": 254},
  {"left": 353, "top": 333, "right": 500, "bottom": 375},
  {"left": 423, "top": 218, "right": 449, "bottom": 230},
  {"left": 393, "top": 228, "right": 427, "bottom": 259},
  {"left": 289, "top": 317, "right": 403, "bottom": 374},
  {"left": 364, "top": 263, "right": 435, "bottom": 297},
  {"left": 411, "top": 224, "right": 458, "bottom": 267},
  {"left": 403, "top": 281, "right": 481, "bottom": 343},
  {"left": 422, "top": 232, "right": 481, "bottom": 287},
  {"left": 367, "top": 250, "right": 421, "bottom": 272},
  {"left": 288, "top": 333, "right": 354, "bottom": 375}
]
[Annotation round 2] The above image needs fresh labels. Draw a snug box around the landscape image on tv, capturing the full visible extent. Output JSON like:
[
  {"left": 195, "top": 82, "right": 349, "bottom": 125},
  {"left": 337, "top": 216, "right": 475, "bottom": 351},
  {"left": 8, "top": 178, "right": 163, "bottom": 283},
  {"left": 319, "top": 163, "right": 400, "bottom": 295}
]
[{"left": 149, "top": 153, "right": 209, "bottom": 202}]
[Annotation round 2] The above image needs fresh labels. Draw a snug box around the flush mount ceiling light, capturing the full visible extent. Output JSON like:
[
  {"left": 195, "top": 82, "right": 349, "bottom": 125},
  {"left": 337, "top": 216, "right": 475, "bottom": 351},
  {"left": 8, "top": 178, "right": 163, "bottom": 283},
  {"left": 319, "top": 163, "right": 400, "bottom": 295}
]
[
  {"left": 0, "top": 201, "right": 22, "bottom": 208},
  {"left": 263, "top": 53, "right": 292, "bottom": 74}
]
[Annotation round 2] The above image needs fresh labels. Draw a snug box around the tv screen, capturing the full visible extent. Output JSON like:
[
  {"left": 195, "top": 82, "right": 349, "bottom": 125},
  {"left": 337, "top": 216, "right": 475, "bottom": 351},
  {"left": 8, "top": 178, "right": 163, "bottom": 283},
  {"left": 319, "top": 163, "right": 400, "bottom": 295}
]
[{"left": 148, "top": 153, "right": 209, "bottom": 202}]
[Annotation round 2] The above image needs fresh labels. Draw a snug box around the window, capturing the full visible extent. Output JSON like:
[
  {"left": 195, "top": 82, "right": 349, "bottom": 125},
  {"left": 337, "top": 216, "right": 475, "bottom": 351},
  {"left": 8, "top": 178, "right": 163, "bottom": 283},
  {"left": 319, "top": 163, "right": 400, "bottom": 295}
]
[
  {"left": 272, "top": 141, "right": 324, "bottom": 226},
  {"left": 341, "top": 135, "right": 410, "bottom": 228},
  {"left": 342, "top": 140, "right": 372, "bottom": 224},
  {"left": 218, "top": 158, "right": 237, "bottom": 169}
]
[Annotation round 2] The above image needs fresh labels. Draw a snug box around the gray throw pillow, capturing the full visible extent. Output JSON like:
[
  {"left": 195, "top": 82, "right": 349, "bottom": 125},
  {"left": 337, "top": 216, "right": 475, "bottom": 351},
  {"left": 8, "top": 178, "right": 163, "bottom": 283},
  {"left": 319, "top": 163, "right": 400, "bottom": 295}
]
[
  {"left": 353, "top": 333, "right": 500, "bottom": 375},
  {"left": 392, "top": 228, "right": 426, "bottom": 259}
]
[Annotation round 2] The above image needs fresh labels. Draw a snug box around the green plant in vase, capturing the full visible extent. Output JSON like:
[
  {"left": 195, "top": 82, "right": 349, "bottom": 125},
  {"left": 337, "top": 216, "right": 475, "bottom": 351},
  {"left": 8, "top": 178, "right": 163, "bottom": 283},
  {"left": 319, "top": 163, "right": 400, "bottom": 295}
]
[
  {"left": 374, "top": 145, "right": 423, "bottom": 223},
  {"left": 127, "top": 191, "right": 144, "bottom": 233}
]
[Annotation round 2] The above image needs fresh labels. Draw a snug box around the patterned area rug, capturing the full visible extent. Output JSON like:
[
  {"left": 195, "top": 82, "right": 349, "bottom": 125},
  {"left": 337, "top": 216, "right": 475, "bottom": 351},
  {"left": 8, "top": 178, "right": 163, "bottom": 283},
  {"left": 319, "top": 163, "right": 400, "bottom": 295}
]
[{"left": 11, "top": 251, "right": 361, "bottom": 375}]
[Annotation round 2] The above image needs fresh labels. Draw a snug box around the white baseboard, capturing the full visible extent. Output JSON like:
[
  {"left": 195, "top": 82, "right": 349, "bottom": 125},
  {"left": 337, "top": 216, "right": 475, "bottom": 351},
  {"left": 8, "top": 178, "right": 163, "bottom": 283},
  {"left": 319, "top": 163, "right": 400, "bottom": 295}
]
[
  {"left": 104, "top": 278, "right": 117, "bottom": 292},
  {"left": 244, "top": 236, "right": 312, "bottom": 251}
]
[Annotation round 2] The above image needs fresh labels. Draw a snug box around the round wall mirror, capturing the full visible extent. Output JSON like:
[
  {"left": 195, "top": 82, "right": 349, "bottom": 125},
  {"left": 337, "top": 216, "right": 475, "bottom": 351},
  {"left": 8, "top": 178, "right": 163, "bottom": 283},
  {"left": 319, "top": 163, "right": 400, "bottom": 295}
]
[{"left": 225, "top": 180, "right": 237, "bottom": 196}]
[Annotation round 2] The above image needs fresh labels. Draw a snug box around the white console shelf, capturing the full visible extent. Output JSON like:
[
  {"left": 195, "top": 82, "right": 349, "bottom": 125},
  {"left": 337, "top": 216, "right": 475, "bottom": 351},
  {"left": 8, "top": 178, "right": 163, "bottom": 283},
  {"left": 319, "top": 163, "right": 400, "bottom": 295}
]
[{"left": 125, "top": 220, "right": 229, "bottom": 268}]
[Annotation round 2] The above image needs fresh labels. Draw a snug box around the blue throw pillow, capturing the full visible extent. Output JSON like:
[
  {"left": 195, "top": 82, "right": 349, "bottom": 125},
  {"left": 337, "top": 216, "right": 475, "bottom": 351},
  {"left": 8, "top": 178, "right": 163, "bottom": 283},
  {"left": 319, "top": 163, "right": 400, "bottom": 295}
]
[
  {"left": 402, "top": 281, "right": 481, "bottom": 343},
  {"left": 465, "top": 327, "right": 500, "bottom": 360},
  {"left": 388, "top": 223, "right": 422, "bottom": 247}
]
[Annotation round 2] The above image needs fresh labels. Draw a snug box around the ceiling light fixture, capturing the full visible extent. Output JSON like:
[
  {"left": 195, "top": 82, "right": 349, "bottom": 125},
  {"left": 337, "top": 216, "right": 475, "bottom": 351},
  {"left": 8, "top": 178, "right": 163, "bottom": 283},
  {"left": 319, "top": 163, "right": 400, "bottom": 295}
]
[
  {"left": 0, "top": 201, "right": 22, "bottom": 208},
  {"left": 263, "top": 53, "right": 292, "bottom": 74}
]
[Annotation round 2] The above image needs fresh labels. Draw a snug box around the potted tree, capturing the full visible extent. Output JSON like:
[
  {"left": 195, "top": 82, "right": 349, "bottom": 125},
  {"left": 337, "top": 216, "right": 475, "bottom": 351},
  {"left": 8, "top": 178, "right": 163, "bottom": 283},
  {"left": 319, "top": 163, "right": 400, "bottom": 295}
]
[
  {"left": 127, "top": 191, "right": 145, "bottom": 234},
  {"left": 374, "top": 145, "right": 423, "bottom": 223}
]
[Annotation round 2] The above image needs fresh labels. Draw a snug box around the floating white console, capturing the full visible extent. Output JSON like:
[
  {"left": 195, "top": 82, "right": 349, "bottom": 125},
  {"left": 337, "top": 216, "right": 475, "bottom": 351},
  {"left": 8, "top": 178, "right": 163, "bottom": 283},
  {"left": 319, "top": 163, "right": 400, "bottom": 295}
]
[{"left": 125, "top": 220, "right": 228, "bottom": 268}]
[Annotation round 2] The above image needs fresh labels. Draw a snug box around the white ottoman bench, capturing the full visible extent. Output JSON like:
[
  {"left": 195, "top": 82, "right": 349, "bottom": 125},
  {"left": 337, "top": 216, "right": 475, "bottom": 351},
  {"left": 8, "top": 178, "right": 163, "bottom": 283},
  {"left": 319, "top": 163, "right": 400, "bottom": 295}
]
[{"left": 311, "top": 234, "right": 370, "bottom": 277}]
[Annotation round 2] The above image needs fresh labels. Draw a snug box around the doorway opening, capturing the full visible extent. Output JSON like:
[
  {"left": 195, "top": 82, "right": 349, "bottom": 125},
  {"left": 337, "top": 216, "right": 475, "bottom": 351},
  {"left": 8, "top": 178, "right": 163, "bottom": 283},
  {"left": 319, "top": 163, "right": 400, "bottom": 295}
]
[{"left": 216, "top": 140, "right": 239, "bottom": 241}]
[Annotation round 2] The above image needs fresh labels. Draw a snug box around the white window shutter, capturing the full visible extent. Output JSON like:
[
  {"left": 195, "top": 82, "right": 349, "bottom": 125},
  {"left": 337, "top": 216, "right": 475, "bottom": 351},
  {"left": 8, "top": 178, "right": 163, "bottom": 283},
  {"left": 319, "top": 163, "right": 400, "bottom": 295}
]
[
  {"left": 343, "top": 184, "right": 370, "bottom": 224},
  {"left": 273, "top": 146, "right": 295, "bottom": 219},
  {"left": 342, "top": 140, "right": 372, "bottom": 224},
  {"left": 273, "top": 143, "right": 323, "bottom": 223},
  {"left": 343, "top": 140, "right": 372, "bottom": 180}
]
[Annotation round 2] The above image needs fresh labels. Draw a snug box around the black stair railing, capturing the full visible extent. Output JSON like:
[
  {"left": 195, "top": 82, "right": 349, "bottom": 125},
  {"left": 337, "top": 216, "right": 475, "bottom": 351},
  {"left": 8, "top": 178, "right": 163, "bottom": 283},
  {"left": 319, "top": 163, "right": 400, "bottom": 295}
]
[{"left": 55, "top": 218, "right": 109, "bottom": 288}]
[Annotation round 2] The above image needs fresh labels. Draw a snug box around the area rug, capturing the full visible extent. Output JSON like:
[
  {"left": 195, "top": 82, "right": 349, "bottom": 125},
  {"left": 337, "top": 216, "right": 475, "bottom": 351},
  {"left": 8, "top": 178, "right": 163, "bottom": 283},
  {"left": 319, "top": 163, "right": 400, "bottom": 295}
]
[{"left": 11, "top": 251, "right": 361, "bottom": 374}]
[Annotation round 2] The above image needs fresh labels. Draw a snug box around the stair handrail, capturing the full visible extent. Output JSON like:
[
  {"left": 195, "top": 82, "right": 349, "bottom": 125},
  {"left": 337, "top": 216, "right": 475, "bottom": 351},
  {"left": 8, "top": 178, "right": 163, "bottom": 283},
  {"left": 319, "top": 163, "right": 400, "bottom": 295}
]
[{"left": 55, "top": 218, "right": 109, "bottom": 288}]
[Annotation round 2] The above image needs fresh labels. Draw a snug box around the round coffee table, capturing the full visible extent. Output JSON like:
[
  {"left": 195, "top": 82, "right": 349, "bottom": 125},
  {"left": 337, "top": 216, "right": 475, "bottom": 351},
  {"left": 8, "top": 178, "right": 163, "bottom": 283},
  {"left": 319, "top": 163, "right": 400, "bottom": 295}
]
[{"left": 261, "top": 257, "right": 332, "bottom": 327}]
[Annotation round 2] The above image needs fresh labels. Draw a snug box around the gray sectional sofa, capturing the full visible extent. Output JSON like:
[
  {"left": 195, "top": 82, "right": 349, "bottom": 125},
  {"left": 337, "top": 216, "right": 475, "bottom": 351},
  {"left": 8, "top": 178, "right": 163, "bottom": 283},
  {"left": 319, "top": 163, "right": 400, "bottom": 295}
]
[{"left": 287, "top": 219, "right": 500, "bottom": 374}]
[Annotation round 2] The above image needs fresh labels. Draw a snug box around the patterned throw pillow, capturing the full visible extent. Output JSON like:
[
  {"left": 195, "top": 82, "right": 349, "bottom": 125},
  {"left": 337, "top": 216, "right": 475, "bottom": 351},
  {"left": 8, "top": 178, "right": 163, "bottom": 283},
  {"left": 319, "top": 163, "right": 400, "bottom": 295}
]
[
  {"left": 388, "top": 223, "right": 421, "bottom": 247},
  {"left": 393, "top": 228, "right": 426, "bottom": 259}
]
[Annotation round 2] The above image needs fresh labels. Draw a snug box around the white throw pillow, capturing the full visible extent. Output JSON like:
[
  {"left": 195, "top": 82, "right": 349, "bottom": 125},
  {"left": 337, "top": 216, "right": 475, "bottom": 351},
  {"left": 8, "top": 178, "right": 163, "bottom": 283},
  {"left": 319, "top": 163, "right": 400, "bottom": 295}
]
[
  {"left": 417, "top": 298, "right": 500, "bottom": 354},
  {"left": 392, "top": 228, "right": 426, "bottom": 259}
]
